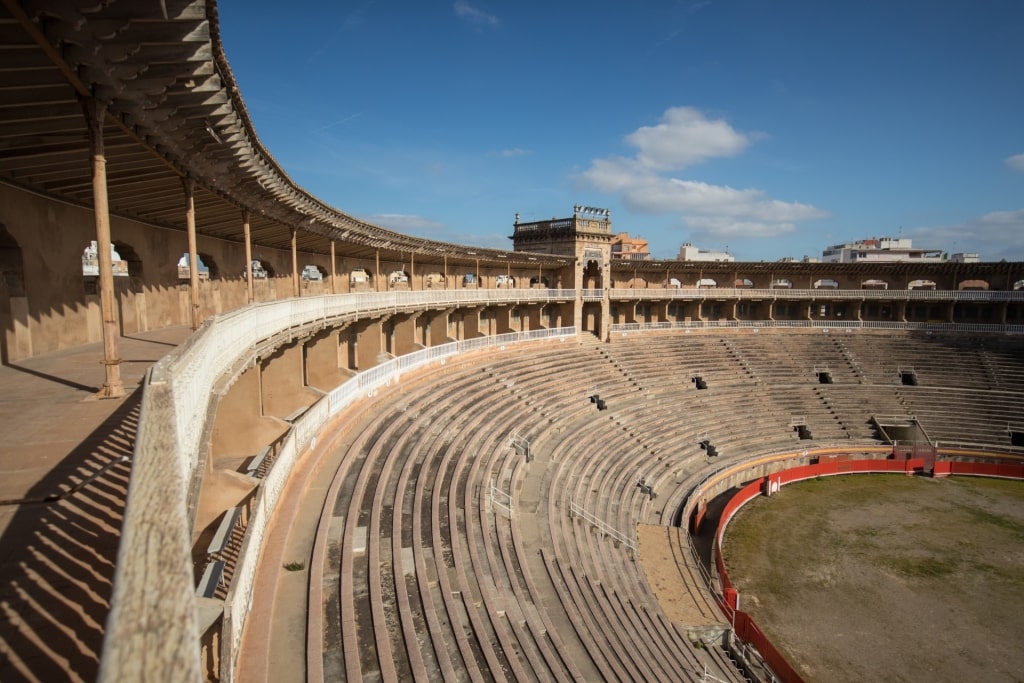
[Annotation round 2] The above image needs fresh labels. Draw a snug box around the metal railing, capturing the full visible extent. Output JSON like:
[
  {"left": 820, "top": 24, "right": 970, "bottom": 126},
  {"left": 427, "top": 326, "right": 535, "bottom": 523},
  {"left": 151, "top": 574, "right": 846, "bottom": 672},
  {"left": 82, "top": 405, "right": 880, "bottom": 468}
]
[{"left": 568, "top": 499, "right": 638, "bottom": 553}]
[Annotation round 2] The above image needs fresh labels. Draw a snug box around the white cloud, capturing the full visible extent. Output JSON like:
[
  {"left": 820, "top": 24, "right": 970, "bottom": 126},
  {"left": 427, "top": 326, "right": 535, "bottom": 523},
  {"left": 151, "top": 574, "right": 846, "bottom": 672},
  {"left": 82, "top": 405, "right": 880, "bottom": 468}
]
[
  {"left": 1005, "top": 153, "right": 1024, "bottom": 172},
  {"left": 906, "top": 209, "right": 1024, "bottom": 261},
  {"left": 582, "top": 108, "right": 826, "bottom": 240},
  {"left": 454, "top": 1, "right": 498, "bottom": 27},
  {"left": 499, "top": 147, "right": 530, "bottom": 158},
  {"left": 625, "top": 106, "right": 751, "bottom": 171}
]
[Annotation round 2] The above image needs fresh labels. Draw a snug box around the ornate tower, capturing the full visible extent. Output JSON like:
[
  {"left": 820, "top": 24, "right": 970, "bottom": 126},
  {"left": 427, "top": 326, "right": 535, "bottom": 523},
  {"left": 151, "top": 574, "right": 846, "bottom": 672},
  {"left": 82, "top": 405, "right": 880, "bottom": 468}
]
[{"left": 512, "top": 205, "right": 613, "bottom": 338}]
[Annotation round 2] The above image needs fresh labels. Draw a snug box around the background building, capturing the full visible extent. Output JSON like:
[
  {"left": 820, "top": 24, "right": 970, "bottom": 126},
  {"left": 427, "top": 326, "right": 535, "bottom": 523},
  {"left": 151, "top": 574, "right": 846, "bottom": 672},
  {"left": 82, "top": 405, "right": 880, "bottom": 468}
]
[
  {"left": 610, "top": 232, "right": 651, "bottom": 260},
  {"left": 677, "top": 242, "right": 735, "bottom": 262},
  {"left": 822, "top": 237, "right": 946, "bottom": 263}
]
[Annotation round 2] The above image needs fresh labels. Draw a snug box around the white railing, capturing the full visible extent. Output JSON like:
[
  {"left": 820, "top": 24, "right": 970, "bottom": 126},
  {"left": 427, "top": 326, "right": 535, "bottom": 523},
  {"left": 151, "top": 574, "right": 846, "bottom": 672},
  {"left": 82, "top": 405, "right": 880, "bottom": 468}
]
[
  {"left": 490, "top": 481, "right": 514, "bottom": 518},
  {"left": 568, "top": 498, "right": 638, "bottom": 553},
  {"left": 610, "top": 320, "right": 1024, "bottom": 335},
  {"left": 100, "top": 288, "right": 577, "bottom": 683},
  {"left": 609, "top": 287, "right": 1024, "bottom": 301}
]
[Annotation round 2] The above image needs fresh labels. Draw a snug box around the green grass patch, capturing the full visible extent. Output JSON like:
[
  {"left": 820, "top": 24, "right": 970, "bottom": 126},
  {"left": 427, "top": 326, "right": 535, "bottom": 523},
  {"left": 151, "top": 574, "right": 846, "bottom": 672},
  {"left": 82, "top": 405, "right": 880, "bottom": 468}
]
[
  {"left": 283, "top": 561, "right": 306, "bottom": 571},
  {"left": 878, "top": 554, "right": 957, "bottom": 579},
  {"left": 954, "top": 503, "right": 1024, "bottom": 540}
]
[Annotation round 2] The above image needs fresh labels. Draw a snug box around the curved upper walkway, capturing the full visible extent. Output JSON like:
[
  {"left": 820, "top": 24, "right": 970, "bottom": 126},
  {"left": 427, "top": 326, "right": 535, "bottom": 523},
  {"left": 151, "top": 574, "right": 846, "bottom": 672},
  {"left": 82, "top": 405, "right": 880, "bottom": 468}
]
[{"left": 0, "top": 326, "right": 190, "bottom": 682}]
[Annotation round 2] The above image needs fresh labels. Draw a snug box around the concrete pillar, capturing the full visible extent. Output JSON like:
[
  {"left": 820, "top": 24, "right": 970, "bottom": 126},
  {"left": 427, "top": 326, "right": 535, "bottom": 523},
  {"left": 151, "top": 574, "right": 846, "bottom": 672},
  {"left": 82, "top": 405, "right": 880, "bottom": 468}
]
[
  {"left": 428, "top": 310, "right": 451, "bottom": 346},
  {"left": 304, "top": 328, "right": 346, "bottom": 392},
  {"left": 462, "top": 307, "right": 482, "bottom": 339},
  {"left": 210, "top": 365, "right": 287, "bottom": 459},
  {"left": 82, "top": 97, "right": 124, "bottom": 398},
  {"left": 330, "top": 240, "right": 337, "bottom": 295},
  {"left": 526, "top": 305, "right": 544, "bottom": 331},
  {"left": 182, "top": 178, "right": 201, "bottom": 331},
  {"left": 492, "top": 306, "right": 513, "bottom": 334},
  {"left": 651, "top": 301, "right": 668, "bottom": 323},
  {"left": 260, "top": 341, "right": 313, "bottom": 418},
  {"left": 392, "top": 313, "right": 421, "bottom": 355},
  {"left": 355, "top": 318, "right": 383, "bottom": 369},
  {"left": 339, "top": 326, "right": 356, "bottom": 371},
  {"left": 242, "top": 209, "right": 255, "bottom": 305}
]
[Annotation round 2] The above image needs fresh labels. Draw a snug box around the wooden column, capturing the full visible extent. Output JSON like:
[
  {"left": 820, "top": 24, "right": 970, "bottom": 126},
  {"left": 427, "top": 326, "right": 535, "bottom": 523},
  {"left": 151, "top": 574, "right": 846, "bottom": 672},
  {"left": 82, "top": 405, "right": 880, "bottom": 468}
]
[
  {"left": 242, "top": 209, "right": 254, "bottom": 304},
  {"left": 182, "top": 178, "right": 201, "bottom": 330},
  {"left": 290, "top": 227, "right": 299, "bottom": 297},
  {"left": 330, "top": 240, "right": 337, "bottom": 295},
  {"left": 375, "top": 250, "right": 381, "bottom": 292},
  {"left": 83, "top": 97, "right": 124, "bottom": 398}
]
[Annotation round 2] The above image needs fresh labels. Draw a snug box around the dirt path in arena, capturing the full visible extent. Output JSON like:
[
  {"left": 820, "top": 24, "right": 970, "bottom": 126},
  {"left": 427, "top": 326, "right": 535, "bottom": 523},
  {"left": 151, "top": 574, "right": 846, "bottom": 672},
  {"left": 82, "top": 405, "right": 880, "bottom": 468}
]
[{"left": 721, "top": 474, "right": 1024, "bottom": 683}]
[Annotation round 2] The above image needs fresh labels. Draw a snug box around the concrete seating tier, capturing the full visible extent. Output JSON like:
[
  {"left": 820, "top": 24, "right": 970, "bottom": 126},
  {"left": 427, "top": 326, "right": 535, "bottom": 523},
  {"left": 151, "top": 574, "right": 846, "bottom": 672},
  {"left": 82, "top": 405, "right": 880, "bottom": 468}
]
[
  {"left": 310, "top": 330, "right": 1023, "bottom": 681},
  {"left": 315, "top": 342, "right": 749, "bottom": 681}
]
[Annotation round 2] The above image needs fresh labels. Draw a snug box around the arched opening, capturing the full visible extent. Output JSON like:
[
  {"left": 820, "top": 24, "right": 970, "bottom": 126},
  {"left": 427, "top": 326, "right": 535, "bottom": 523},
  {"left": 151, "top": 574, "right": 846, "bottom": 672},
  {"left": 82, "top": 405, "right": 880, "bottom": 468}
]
[
  {"left": 697, "top": 278, "right": 717, "bottom": 288},
  {"left": 495, "top": 274, "right": 515, "bottom": 288},
  {"left": 350, "top": 267, "right": 372, "bottom": 290},
  {"left": 1013, "top": 279, "right": 1024, "bottom": 291},
  {"left": 529, "top": 275, "right": 549, "bottom": 288},
  {"left": 388, "top": 270, "right": 410, "bottom": 289},
  {"left": 301, "top": 265, "right": 325, "bottom": 281},
  {"left": 83, "top": 241, "right": 130, "bottom": 278},
  {"left": 665, "top": 277, "right": 681, "bottom": 289},
  {"left": 908, "top": 279, "right": 936, "bottom": 290},
  {"left": 583, "top": 260, "right": 602, "bottom": 289},
  {"left": 112, "top": 241, "right": 143, "bottom": 279},
  {"left": 814, "top": 278, "right": 839, "bottom": 289},
  {"left": 462, "top": 272, "right": 478, "bottom": 287},
  {"left": 176, "top": 252, "right": 209, "bottom": 280},
  {"left": 196, "top": 252, "right": 219, "bottom": 280},
  {"left": 246, "top": 260, "right": 270, "bottom": 279},
  {"left": 770, "top": 278, "right": 792, "bottom": 289},
  {"left": 424, "top": 272, "right": 445, "bottom": 289},
  {"left": 861, "top": 278, "right": 888, "bottom": 290},
  {"left": 958, "top": 279, "right": 989, "bottom": 291},
  {"left": 735, "top": 278, "right": 754, "bottom": 288}
]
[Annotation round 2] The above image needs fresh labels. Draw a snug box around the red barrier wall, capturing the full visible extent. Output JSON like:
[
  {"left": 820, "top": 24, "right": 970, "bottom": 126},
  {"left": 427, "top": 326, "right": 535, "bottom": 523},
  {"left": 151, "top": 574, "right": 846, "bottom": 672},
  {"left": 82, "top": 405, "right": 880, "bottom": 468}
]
[{"left": 711, "top": 455, "right": 1024, "bottom": 683}]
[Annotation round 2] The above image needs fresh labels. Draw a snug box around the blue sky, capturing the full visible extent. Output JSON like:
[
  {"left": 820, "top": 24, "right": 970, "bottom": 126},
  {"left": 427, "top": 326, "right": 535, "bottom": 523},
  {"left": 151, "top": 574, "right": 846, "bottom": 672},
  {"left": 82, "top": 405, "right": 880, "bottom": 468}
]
[{"left": 219, "top": 0, "right": 1024, "bottom": 262}]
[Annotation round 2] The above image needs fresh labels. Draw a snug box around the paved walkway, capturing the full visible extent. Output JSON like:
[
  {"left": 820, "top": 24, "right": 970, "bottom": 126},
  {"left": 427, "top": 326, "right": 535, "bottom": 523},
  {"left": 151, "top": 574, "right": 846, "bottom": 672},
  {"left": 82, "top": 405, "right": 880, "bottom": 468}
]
[{"left": 0, "top": 327, "right": 191, "bottom": 682}]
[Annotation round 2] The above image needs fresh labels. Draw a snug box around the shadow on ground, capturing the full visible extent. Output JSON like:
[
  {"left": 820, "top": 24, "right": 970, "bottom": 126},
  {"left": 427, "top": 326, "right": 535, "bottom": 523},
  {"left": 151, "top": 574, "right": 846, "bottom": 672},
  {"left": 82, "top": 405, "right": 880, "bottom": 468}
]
[{"left": 0, "top": 388, "right": 140, "bottom": 682}]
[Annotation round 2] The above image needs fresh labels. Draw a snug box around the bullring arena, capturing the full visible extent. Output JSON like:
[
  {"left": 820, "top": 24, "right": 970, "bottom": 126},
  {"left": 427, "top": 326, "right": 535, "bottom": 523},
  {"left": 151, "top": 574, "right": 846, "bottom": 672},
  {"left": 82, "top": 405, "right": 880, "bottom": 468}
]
[{"left": 0, "top": 3, "right": 1023, "bottom": 682}]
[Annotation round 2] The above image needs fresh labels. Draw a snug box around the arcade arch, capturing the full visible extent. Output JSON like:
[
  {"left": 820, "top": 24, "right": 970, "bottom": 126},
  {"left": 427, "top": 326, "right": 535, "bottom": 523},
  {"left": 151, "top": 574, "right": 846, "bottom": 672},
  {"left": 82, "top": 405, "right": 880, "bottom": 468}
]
[
  {"left": 388, "top": 270, "right": 410, "bottom": 289},
  {"left": 582, "top": 259, "right": 602, "bottom": 289},
  {"left": 958, "top": 279, "right": 989, "bottom": 290},
  {"left": 908, "top": 279, "right": 936, "bottom": 290}
]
